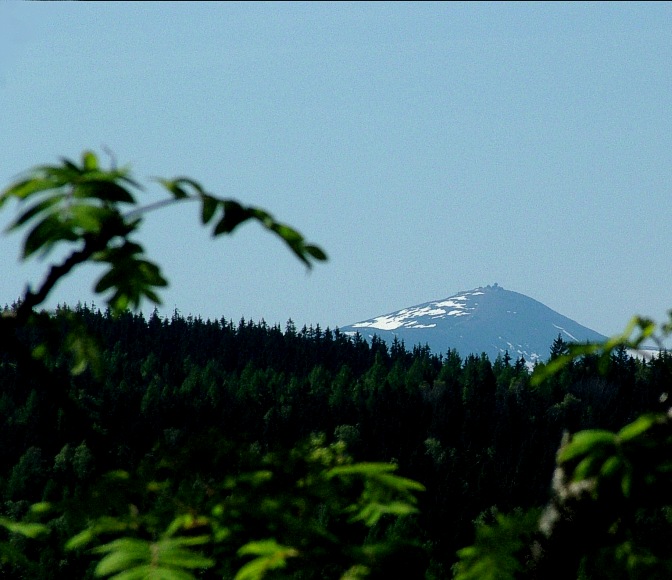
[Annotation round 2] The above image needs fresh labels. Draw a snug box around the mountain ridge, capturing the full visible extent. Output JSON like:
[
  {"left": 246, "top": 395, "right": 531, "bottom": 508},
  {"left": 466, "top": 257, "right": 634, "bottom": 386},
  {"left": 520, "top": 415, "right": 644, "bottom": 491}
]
[{"left": 339, "top": 284, "right": 608, "bottom": 364}]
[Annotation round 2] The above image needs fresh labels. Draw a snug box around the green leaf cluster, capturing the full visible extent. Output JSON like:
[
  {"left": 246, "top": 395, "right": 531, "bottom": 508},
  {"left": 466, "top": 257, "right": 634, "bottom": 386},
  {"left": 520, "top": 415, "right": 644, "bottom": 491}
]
[
  {"left": 234, "top": 539, "right": 298, "bottom": 580},
  {"left": 91, "top": 536, "right": 213, "bottom": 580},
  {"left": 558, "top": 413, "right": 672, "bottom": 501},
  {"left": 1, "top": 150, "right": 326, "bottom": 319},
  {"left": 454, "top": 510, "right": 540, "bottom": 580},
  {"left": 458, "top": 317, "right": 672, "bottom": 578},
  {"left": 326, "top": 462, "right": 425, "bottom": 526},
  {"left": 63, "top": 436, "right": 424, "bottom": 579},
  {"left": 532, "top": 316, "right": 659, "bottom": 386},
  {"left": 1, "top": 151, "right": 137, "bottom": 260}
]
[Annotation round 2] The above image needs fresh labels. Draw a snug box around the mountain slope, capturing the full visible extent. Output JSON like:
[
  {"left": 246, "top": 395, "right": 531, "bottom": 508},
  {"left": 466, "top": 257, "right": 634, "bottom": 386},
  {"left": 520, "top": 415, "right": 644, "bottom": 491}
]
[{"left": 339, "top": 284, "right": 607, "bottom": 363}]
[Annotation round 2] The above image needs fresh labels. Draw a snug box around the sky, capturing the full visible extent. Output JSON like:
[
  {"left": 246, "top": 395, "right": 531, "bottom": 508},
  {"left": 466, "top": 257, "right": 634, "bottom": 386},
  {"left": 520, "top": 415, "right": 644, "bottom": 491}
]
[{"left": 1, "top": 2, "right": 672, "bottom": 340}]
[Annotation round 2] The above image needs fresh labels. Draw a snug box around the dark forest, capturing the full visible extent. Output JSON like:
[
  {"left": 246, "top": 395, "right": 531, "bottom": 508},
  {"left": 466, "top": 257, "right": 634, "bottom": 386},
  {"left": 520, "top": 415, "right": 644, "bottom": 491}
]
[{"left": 2, "top": 303, "right": 671, "bottom": 578}]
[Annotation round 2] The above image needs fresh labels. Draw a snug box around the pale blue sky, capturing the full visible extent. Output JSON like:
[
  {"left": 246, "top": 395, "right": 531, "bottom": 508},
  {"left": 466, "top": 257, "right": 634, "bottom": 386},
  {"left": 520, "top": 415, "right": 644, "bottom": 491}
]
[{"left": 1, "top": 2, "right": 672, "bottom": 339}]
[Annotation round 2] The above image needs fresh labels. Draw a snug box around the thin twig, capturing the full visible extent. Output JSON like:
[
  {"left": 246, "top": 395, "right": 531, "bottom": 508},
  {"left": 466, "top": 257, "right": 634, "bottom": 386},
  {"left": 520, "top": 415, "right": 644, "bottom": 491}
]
[{"left": 123, "top": 195, "right": 194, "bottom": 220}]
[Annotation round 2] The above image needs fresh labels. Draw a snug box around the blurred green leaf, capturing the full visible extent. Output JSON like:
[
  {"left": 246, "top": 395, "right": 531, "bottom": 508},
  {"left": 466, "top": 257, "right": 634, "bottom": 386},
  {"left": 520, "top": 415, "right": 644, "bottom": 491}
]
[
  {"left": 6, "top": 194, "right": 64, "bottom": 232},
  {"left": 201, "top": 195, "right": 218, "bottom": 225},
  {"left": 65, "top": 326, "right": 103, "bottom": 377},
  {"left": 70, "top": 204, "right": 116, "bottom": 233},
  {"left": 94, "top": 267, "right": 126, "bottom": 295},
  {"left": 235, "top": 539, "right": 298, "bottom": 580},
  {"left": 328, "top": 462, "right": 425, "bottom": 492},
  {"left": 83, "top": 151, "right": 99, "bottom": 170},
  {"left": 94, "top": 539, "right": 150, "bottom": 576},
  {"left": 618, "top": 414, "right": 659, "bottom": 442},
  {"left": 1, "top": 177, "right": 63, "bottom": 206},
  {"left": 328, "top": 462, "right": 396, "bottom": 478},
  {"left": 0, "top": 518, "right": 49, "bottom": 539},
  {"left": 271, "top": 223, "right": 302, "bottom": 243},
  {"left": 75, "top": 180, "right": 135, "bottom": 204},
  {"left": 93, "top": 536, "right": 213, "bottom": 579},
  {"left": 23, "top": 214, "right": 77, "bottom": 258},
  {"left": 29, "top": 502, "right": 51, "bottom": 515},
  {"left": 66, "top": 529, "right": 97, "bottom": 551},
  {"left": 164, "top": 515, "right": 210, "bottom": 538},
  {"left": 573, "top": 453, "right": 604, "bottom": 481},
  {"left": 558, "top": 430, "right": 617, "bottom": 463},
  {"left": 213, "top": 201, "right": 250, "bottom": 235},
  {"left": 155, "top": 542, "right": 213, "bottom": 568},
  {"left": 173, "top": 177, "right": 205, "bottom": 196},
  {"left": 304, "top": 244, "right": 328, "bottom": 261},
  {"left": 350, "top": 500, "right": 418, "bottom": 526},
  {"left": 600, "top": 455, "right": 623, "bottom": 479},
  {"left": 340, "top": 565, "right": 370, "bottom": 579},
  {"left": 530, "top": 355, "right": 572, "bottom": 386},
  {"left": 66, "top": 517, "right": 132, "bottom": 551},
  {"left": 157, "top": 178, "right": 188, "bottom": 200},
  {"left": 454, "top": 510, "right": 539, "bottom": 580}
]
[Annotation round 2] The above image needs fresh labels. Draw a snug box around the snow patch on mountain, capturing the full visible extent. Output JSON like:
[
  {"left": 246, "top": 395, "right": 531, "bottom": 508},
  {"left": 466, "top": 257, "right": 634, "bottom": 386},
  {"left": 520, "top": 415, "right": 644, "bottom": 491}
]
[
  {"left": 552, "top": 324, "right": 578, "bottom": 342},
  {"left": 351, "top": 289, "right": 483, "bottom": 331}
]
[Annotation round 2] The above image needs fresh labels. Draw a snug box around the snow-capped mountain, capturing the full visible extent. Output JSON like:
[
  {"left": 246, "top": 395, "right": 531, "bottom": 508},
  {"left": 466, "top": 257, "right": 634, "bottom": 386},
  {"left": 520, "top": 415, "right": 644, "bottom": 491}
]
[{"left": 339, "top": 284, "right": 608, "bottom": 364}]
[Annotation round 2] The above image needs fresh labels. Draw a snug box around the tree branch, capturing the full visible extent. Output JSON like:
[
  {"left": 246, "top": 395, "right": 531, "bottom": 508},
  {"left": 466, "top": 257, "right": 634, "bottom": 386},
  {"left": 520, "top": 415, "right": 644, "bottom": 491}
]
[{"left": 15, "top": 234, "right": 112, "bottom": 324}]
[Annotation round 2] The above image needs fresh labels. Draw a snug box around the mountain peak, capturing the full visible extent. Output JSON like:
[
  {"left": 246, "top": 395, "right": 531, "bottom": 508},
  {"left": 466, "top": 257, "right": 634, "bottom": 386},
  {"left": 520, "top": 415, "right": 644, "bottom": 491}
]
[{"left": 340, "top": 286, "right": 607, "bottom": 363}]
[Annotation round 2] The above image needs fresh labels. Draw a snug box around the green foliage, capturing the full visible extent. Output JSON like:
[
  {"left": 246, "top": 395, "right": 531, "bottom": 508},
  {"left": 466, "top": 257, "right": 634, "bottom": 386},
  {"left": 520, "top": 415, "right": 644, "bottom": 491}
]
[
  {"left": 0, "top": 503, "right": 50, "bottom": 568},
  {"left": 91, "top": 536, "right": 214, "bottom": 580},
  {"left": 532, "top": 316, "right": 659, "bottom": 386},
  {"left": 456, "top": 314, "right": 672, "bottom": 578},
  {"left": 0, "top": 516, "right": 50, "bottom": 541},
  {"left": 64, "top": 437, "right": 424, "bottom": 579},
  {"left": 234, "top": 540, "right": 298, "bottom": 580},
  {"left": 557, "top": 412, "right": 672, "bottom": 501},
  {"left": 453, "top": 509, "right": 540, "bottom": 580},
  {"left": 326, "top": 462, "right": 425, "bottom": 526}
]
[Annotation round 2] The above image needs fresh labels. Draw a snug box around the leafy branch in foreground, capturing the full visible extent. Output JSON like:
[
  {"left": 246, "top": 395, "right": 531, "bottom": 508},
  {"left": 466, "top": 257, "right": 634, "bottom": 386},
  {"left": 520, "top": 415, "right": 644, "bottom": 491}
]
[
  {"left": 457, "top": 316, "right": 672, "bottom": 579},
  {"left": 454, "top": 509, "right": 541, "bottom": 580},
  {"left": 531, "top": 315, "right": 660, "bottom": 386},
  {"left": 1, "top": 150, "right": 327, "bottom": 321},
  {"left": 65, "top": 437, "right": 425, "bottom": 580},
  {"left": 455, "top": 410, "right": 672, "bottom": 579},
  {"left": 0, "top": 502, "right": 51, "bottom": 569}
]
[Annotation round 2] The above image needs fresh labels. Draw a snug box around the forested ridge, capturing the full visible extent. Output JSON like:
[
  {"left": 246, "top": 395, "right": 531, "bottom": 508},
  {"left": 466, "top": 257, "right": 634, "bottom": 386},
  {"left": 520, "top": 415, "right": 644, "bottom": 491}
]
[{"left": 2, "top": 302, "right": 670, "bottom": 578}]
